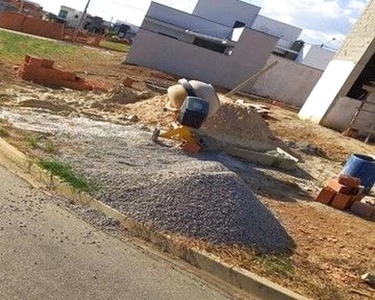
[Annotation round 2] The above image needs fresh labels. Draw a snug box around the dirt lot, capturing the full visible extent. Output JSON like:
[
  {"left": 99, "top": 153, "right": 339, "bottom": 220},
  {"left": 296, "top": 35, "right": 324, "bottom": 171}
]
[{"left": 1, "top": 31, "right": 375, "bottom": 300}]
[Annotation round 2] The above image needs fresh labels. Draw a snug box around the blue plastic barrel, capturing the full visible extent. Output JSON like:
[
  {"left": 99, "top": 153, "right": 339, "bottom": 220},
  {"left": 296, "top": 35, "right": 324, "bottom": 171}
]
[{"left": 342, "top": 154, "right": 375, "bottom": 194}]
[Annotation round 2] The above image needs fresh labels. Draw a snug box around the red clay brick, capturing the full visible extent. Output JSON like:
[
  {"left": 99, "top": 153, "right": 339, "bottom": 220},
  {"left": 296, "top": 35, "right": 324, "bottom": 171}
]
[
  {"left": 18, "top": 56, "right": 111, "bottom": 91},
  {"left": 327, "top": 178, "right": 357, "bottom": 195},
  {"left": 338, "top": 175, "right": 361, "bottom": 188},
  {"left": 123, "top": 77, "right": 137, "bottom": 88},
  {"left": 331, "top": 193, "right": 352, "bottom": 210},
  {"left": 316, "top": 187, "right": 336, "bottom": 205}
]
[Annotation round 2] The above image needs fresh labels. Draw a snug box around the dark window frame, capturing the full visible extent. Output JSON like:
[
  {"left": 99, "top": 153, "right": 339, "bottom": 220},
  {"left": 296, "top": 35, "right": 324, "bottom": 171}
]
[{"left": 192, "top": 37, "right": 227, "bottom": 54}]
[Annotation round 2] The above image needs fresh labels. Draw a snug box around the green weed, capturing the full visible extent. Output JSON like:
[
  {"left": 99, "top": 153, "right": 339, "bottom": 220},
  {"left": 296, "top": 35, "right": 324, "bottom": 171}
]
[
  {"left": 259, "top": 255, "right": 295, "bottom": 279},
  {"left": 38, "top": 159, "right": 98, "bottom": 193},
  {"left": 0, "top": 116, "right": 9, "bottom": 123},
  {"left": 0, "top": 30, "right": 105, "bottom": 64},
  {"left": 0, "top": 127, "right": 9, "bottom": 137},
  {"left": 99, "top": 40, "right": 129, "bottom": 52},
  {"left": 26, "top": 134, "right": 42, "bottom": 149},
  {"left": 44, "top": 140, "right": 57, "bottom": 153}
]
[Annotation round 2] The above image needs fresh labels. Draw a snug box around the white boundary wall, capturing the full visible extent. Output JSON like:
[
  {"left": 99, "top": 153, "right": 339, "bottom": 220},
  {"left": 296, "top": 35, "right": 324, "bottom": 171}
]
[
  {"left": 250, "top": 55, "right": 323, "bottom": 107},
  {"left": 193, "top": 0, "right": 260, "bottom": 27},
  {"left": 126, "top": 28, "right": 278, "bottom": 90}
]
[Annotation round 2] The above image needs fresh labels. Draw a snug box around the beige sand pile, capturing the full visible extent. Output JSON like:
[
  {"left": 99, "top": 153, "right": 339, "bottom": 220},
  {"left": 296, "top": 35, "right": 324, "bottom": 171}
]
[
  {"left": 200, "top": 97, "right": 279, "bottom": 151},
  {"left": 125, "top": 94, "right": 175, "bottom": 126},
  {"left": 125, "top": 94, "right": 280, "bottom": 151},
  {"left": 108, "top": 86, "right": 152, "bottom": 105}
]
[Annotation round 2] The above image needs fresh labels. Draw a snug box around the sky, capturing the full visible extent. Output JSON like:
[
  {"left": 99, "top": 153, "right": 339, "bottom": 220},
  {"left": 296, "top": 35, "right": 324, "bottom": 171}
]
[{"left": 32, "top": 0, "right": 369, "bottom": 49}]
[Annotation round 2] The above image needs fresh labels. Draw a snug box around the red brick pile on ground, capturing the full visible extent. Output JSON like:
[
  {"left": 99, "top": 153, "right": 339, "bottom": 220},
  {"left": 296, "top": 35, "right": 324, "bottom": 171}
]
[
  {"left": 17, "top": 55, "right": 111, "bottom": 91},
  {"left": 63, "top": 29, "right": 104, "bottom": 47},
  {"left": 316, "top": 175, "right": 365, "bottom": 210}
]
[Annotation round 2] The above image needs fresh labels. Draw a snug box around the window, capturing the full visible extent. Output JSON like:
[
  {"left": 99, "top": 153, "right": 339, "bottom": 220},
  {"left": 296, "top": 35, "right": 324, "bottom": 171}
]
[
  {"left": 75, "top": 15, "right": 79, "bottom": 19},
  {"left": 58, "top": 10, "right": 68, "bottom": 19},
  {"left": 158, "top": 32, "right": 178, "bottom": 40},
  {"left": 192, "top": 38, "right": 227, "bottom": 54},
  {"left": 233, "top": 21, "right": 246, "bottom": 28}
]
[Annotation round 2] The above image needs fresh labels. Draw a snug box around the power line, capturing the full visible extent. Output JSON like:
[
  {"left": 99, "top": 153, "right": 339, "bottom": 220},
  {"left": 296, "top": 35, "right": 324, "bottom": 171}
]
[{"left": 109, "top": 1, "right": 147, "bottom": 12}]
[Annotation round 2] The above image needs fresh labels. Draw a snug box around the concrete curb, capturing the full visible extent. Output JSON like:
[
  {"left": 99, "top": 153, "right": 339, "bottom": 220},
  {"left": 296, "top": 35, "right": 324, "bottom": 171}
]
[{"left": 0, "top": 138, "right": 310, "bottom": 300}]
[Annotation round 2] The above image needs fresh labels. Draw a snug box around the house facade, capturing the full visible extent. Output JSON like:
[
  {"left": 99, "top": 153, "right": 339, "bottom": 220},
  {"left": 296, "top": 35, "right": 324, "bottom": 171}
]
[
  {"left": 126, "top": 0, "right": 333, "bottom": 105},
  {"left": 297, "top": 45, "right": 336, "bottom": 71},
  {"left": 299, "top": 0, "right": 375, "bottom": 134},
  {"left": 58, "top": 5, "right": 85, "bottom": 28},
  {"left": 126, "top": 0, "right": 285, "bottom": 91}
]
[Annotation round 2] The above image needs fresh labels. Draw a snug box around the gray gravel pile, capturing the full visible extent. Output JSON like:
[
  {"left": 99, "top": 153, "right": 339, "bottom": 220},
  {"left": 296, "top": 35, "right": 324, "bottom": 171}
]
[
  {"left": 60, "top": 129, "right": 293, "bottom": 252},
  {"left": 2, "top": 110, "right": 294, "bottom": 252}
]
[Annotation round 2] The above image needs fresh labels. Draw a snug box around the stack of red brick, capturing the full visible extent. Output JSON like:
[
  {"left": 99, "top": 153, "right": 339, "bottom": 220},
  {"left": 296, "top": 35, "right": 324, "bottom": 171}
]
[
  {"left": 316, "top": 175, "right": 364, "bottom": 210},
  {"left": 17, "top": 55, "right": 111, "bottom": 91}
]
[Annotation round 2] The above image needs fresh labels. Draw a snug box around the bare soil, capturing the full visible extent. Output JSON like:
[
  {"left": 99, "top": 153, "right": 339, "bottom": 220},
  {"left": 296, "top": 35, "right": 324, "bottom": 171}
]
[{"left": 1, "top": 45, "right": 375, "bottom": 299}]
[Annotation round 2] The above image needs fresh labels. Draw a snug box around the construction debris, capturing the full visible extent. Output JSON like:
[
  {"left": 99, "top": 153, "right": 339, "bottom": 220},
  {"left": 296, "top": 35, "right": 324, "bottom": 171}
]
[
  {"left": 235, "top": 99, "right": 271, "bottom": 118},
  {"left": 288, "top": 141, "right": 327, "bottom": 157},
  {"left": 123, "top": 77, "right": 137, "bottom": 88},
  {"left": 17, "top": 56, "right": 110, "bottom": 91},
  {"left": 123, "top": 77, "right": 147, "bottom": 91},
  {"left": 125, "top": 115, "right": 139, "bottom": 122}
]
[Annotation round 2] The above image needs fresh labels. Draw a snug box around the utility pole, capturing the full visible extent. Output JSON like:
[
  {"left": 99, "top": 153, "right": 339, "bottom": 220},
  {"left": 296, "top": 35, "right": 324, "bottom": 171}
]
[
  {"left": 18, "top": 0, "right": 25, "bottom": 14},
  {"left": 74, "top": 0, "right": 92, "bottom": 42},
  {"left": 320, "top": 38, "right": 336, "bottom": 49}
]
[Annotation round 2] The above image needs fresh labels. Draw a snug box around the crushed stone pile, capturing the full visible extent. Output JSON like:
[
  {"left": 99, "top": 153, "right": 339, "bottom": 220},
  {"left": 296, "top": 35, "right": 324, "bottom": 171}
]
[
  {"left": 2, "top": 109, "right": 294, "bottom": 252},
  {"left": 108, "top": 85, "right": 153, "bottom": 105},
  {"left": 48, "top": 121, "right": 294, "bottom": 253},
  {"left": 96, "top": 168, "right": 293, "bottom": 252}
]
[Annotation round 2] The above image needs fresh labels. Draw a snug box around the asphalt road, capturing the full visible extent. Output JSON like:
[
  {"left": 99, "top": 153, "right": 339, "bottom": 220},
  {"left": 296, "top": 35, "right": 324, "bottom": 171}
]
[{"left": 0, "top": 165, "right": 239, "bottom": 300}]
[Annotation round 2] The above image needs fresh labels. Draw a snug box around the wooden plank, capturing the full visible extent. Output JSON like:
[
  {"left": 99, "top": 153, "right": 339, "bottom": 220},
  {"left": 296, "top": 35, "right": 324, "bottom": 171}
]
[
  {"left": 362, "top": 85, "right": 375, "bottom": 93},
  {"left": 225, "top": 61, "right": 278, "bottom": 97},
  {"left": 358, "top": 109, "right": 375, "bottom": 114},
  {"left": 362, "top": 101, "right": 375, "bottom": 106}
]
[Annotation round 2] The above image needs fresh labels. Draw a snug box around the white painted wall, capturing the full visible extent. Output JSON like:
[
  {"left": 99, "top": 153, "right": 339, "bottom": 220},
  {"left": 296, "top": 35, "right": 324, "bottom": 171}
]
[
  {"left": 251, "top": 15, "right": 302, "bottom": 42},
  {"left": 297, "top": 45, "right": 336, "bottom": 71},
  {"left": 299, "top": 59, "right": 356, "bottom": 123},
  {"left": 193, "top": 0, "right": 260, "bottom": 28},
  {"left": 251, "top": 15, "right": 302, "bottom": 56},
  {"left": 59, "top": 5, "right": 84, "bottom": 28},
  {"left": 250, "top": 55, "right": 323, "bottom": 107},
  {"left": 147, "top": 2, "right": 232, "bottom": 39},
  {"left": 126, "top": 28, "right": 278, "bottom": 90}
]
